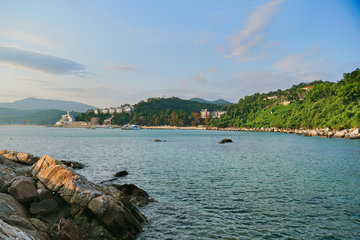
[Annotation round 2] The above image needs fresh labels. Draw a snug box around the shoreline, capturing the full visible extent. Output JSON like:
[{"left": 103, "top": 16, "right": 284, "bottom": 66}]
[{"left": 3, "top": 124, "right": 360, "bottom": 139}]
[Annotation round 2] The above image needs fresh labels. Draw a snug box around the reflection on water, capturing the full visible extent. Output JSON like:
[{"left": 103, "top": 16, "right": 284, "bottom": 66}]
[{"left": 1, "top": 126, "right": 360, "bottom": 239}]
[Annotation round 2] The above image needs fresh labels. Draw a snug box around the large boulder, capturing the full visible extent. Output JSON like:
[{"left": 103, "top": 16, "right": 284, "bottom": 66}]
[
  {"left": 30, "top": 199, "right": 60, "bottom": 216},
  {"left": 8, "top": 179, "right": 38, "bottom": 204},
  {"left": 31, "top": 155, "right": 145, "bottom": 239},
  {"left": 334, "top": 131, "right": 346, "bottom": 138}
]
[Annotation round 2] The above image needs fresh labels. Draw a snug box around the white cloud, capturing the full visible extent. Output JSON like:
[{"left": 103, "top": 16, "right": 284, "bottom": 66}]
[
  {"left": 274, "top": 45, "right": 329, "bottom": 81},
  {"left": 104, "top": 65, "right": 137, "bottom": 72},
  {"left": 0, "top": 28, "right": 58, "bottom": 48},
  {"left": 194, "top": 29, "right": 215, "bottom": 45},
  {"left": 0, "top": 45, "right": 85, "bottom": 75},
  {"left": 222, "top": 0, "right": 285, "bottom": 62},
  {"left": 204, "top": 67, "right": 220, "bottom": 74}
]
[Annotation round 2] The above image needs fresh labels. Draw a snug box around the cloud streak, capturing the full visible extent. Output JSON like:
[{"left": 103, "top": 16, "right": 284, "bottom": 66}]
[
  {"left": 104, "top": 65, "right": 138, "bottom": 72},
  {"left": 0, "top": 28, "right": 58, "bottom": 48},
  {"left": 194, "top": 29, "right": 215, "bottom": 45},
  {"left": 274, "top": 45, "right": 328, "bottom": 81},
  {"left": 0, "top": 45, "right": 86, "bottom": 75},
  {"left": 204, "top": 67, "right": 220, "bottom": 74},
  {"left": 222, "top": 0, "right": 285, "bottom": 62},
  {"left": 188, "top": 72, "right": 206, "bottom": 83}
]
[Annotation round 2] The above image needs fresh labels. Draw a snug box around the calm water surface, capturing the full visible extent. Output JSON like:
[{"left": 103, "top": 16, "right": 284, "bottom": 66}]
[{"left": 1, "top": 126, "right": 359, "bottom": 239}]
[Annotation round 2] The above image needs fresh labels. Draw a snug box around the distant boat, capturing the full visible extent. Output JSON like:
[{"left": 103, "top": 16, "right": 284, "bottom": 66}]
[
  {"left": 121, "top": 124, "right": 141, "bottom": 130},
  {"left": 86, "top": 126, "right": 96, "bottom": 130}
]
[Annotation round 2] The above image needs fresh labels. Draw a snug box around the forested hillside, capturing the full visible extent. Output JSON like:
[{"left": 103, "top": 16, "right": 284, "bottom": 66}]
[
  {"left": 209, "top": 68, "right": 360, "bottom": 130},
  {"left": 76, "top": 97, "right": 223, "bottom": 126}
]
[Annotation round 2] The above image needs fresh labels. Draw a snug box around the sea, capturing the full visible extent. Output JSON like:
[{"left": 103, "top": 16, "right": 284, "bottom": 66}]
[{"left": 1, "top": 126, "right": 359, "bottom": 239}]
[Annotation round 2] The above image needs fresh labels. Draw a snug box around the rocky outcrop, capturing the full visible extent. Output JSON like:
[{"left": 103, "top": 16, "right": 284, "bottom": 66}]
[
  {"left": 0, "top": 151, "right": 151, "bottom": 239},
  {"left": 0, "top": 150, "right": 38, "bottom": 165},
  {"left": 31, "top": 154, "right": 146, "bottom": 239},
  {"left": 111, "top": 184, "right": 155, "bottom": 207}
]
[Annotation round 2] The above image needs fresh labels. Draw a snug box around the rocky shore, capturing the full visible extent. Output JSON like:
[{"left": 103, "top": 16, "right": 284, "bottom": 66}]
[
  {"left": 206, "top": 126, "right": 360, "bottom": 139},
  {"left": 0, "top": 150, "right": 152, "bottom": 240}
]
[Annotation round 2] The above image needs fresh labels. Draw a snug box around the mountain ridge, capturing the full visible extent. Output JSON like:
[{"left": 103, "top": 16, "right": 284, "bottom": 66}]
[
  {"left": 0, "top": 98, "right": 97, "bottom": 112},
  {"left": 189, "top": 98, "right": 234, "bottom": 106}
]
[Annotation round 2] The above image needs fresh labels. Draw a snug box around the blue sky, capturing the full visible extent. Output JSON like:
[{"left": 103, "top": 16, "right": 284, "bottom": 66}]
[{"left": 0, "top": 0, "right": 359, "bottom": 108}]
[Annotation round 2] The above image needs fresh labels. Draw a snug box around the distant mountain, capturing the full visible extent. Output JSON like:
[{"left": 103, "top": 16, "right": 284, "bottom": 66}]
[
  {"left": 0, "top": 98, "right": 97, "bottom": 112},
  {"left": 0, "top": 108, "right": 66, "bottom": 125},
  {"left": 190, "top": 98, "right": 234, "bottom": 106}
]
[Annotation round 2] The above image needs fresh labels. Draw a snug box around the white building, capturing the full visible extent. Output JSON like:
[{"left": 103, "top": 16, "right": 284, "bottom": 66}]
[
  {"left": 115, "top": 107, "right": 123, "bottom": 114},
  {"left": 200, "top": 109, "right": 227, "bottom": 119},
  {"left": 109, "top": 107, "right": 116, "bottom": 114},
  {"left": 92, "top": 106, "right": 134, "bottom": 115},
  {"left": 56, "top": 111, "right": 76, "bottom": 125}
]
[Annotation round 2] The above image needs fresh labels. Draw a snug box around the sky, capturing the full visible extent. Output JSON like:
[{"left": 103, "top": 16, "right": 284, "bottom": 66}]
[{"left": 0, "top": 0, "right": 359, "bottom": 108}]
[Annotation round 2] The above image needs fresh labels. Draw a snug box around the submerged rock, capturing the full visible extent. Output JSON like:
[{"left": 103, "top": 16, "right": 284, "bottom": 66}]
[
  {"left": 113, "top": 170, "right": 128, "bottom": 177},
  {"left": 219, "top": 138, "right": 233, "bottom": 144},
  {"left": 59, "top": 160, "right": 85, "bottom": 169}
]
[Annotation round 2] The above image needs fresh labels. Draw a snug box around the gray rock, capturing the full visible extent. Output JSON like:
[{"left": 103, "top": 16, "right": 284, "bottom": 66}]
[
  {"left": 57, "top": 218, "right": 83, "bottom": 240},
  {"left": 0, "top": 219, "right": 34, "bottom": 240},
  {"left": 30, "top": 199, "right": 60, "bottom": 216}
]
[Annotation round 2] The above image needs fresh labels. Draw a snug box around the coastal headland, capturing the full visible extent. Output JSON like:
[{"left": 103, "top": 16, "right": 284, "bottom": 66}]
[{"left": 0, "top": 150, "right": 152, "bottom": 239}]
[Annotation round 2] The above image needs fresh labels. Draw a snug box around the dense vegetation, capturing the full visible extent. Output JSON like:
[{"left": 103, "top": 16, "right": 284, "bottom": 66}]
[
  {"left": 209, "top": 68, "right": 360, "bottom": 130},
  {"left": 76, "top": 97, "right": 222, "bottom": 126}
]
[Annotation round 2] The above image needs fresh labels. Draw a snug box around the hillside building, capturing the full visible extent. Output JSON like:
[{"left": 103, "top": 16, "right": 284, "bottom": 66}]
[{"left": 200, "top": 109, "right": 227, "bottom": 119}]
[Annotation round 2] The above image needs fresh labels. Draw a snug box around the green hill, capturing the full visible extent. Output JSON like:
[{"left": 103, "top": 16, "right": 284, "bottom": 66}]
[
  {"left": 1, "top": 109, "right": 66, "bottom": 125},
  {"left": 209, "top": 68, "right": 360, "bottom": 130}
]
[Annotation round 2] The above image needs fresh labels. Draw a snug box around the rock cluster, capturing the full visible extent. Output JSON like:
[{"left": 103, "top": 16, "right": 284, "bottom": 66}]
[
  {"left": 0, "top": 150, "right": 151, "bottom": 240},
  {"left": 207, "top": 127, "right": 360, "bottom": 139}
]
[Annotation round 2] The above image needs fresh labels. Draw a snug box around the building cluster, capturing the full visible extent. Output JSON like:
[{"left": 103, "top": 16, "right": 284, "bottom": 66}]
[
  {"left": 200, "top": 109, "right": 227, "bottom": 119},
  {"left": 93, "top": 106, "right": 134, "bottom": 115}
]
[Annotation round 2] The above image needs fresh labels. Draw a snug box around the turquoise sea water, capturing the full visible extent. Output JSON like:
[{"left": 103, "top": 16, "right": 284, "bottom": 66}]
[{"left": 0, "top": 126, "right": 359, "bottom": 239}]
